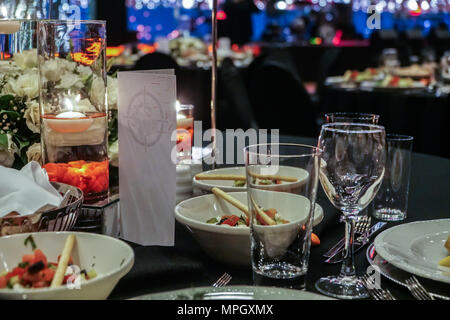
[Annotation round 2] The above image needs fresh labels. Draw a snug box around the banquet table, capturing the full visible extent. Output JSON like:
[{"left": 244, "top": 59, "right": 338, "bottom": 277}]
[
  {"left": 320, "top": 85, "right": 450, "bottom": 159},
  {"left": 109, "top": 136, "right": 450, "bottom": 300}
]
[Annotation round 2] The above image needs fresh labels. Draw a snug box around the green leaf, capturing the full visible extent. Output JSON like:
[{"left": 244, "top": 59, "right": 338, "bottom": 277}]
[
  {"left": 0, "top": 109, "right": 21, "bottom": 119},
  {"left": 14, "top": 136, "right": 30, "bottom": 152},
  {"left": 24, "top": 235, "right": 37, "bottom": 250},
  {"left": 0, "top": 133, "right": 8, "bottom": 149},
  {"left": 0, "top": 95, "right": 14, "bottom": 104}
]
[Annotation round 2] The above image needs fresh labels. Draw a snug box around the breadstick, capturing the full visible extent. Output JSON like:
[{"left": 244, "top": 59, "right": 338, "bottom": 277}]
[
  {"left": 211, "top": 187, "right": 249, "bottom": 218},
  {"left": 195, "top": 173, "right": 246, "bottom": 181},
  {"left": 248, "top": 172, "right": 297, "bottom": 182},
  {"left": 250, "top": 197, "right": 276, "bottom": 226},
  {"left": 51, "top": 234, "right": 75, "bottom": 288},
  {"left": 211, "top": 187, "right": 276, "bottom": 226}
]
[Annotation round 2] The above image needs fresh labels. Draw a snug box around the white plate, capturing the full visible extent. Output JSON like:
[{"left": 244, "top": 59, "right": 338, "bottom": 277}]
[
  {"left": 132, "top": 285, "right": 334, "bottom": 300},
  {"left": 374, "top": 219, "right": 450, "bottom": 284},
  {"left": 193, "top": 166, "right": 309, "bottom": 193}
]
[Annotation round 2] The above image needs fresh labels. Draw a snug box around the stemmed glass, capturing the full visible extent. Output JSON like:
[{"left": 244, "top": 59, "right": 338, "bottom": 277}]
[
  {"left": 325, "top": 112, "right": 380, "bottom": 125},
  {"left": 315, "top": 123, "right": 386, "bottom": 299},
  {"left": 325, "top": 112, "right": 380, "bottom": 222}
]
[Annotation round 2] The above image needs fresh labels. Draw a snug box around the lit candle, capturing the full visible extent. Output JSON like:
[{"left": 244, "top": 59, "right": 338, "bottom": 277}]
[
  {"left": 47, "top": 111, "right": 94, "bottom": 133},
  {"left": 0, "top": 21, "right": 20, "bottom": 34}
]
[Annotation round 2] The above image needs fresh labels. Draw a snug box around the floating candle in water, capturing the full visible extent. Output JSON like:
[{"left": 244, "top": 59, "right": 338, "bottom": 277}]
[
  {"left": 0, "top": 21, "right": 20, "bottom": 34},
  {"left": 46, "top": 111, "right": 94, "bottom": 133}
]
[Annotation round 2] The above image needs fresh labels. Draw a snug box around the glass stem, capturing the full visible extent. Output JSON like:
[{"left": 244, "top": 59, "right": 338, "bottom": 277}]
[{"left": 340, "top": 217, "right": 356, "bottom": 277}]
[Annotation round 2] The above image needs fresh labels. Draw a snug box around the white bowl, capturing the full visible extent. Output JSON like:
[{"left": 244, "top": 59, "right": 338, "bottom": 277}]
[
  {"left": 193, "top": 166, "right": 309, "bottom": 194},
  {"left": 0, "top": 232, "right": 134, "bottom": 300},
  {"left": 175, "top": 191, "right": 323, "bottom": 267}
]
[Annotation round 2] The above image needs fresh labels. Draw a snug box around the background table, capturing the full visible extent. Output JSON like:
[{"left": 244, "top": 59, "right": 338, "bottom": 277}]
[
  {"left": 109, "top": 136, "right": 450, "bottom": 300},
  {"left": 320, "top": 85, "right": 450, "bottom": 159}
]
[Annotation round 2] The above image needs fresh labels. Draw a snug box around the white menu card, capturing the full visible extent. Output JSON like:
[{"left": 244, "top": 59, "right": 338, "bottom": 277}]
[{"left": 118, "top": 70, "right": 176, "bottom": 246}]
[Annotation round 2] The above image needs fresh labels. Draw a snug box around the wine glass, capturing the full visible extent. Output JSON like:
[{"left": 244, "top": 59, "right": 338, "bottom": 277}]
[
  {"left": 325, "top": 112, "right": 380, "bottom": 222},
  {"left": 315, "top": 123, "right": 386, "bottom": 299},
  {"left": 325, "top": 112, "right": 380, "bottom": 124}
]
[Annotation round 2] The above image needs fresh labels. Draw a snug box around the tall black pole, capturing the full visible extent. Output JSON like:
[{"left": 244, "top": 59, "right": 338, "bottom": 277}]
[{"left": 210, "top": 0, "right": 218, "bottom": 169}]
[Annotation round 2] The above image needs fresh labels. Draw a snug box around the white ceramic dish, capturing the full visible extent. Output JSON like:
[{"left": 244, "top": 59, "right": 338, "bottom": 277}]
[
  {"left": 0, "top": 232, "right": 134, "bottom": 299},
  {"left": 175, "top": 191, "right": 324, "bottom": 266},
  {"left": 133, "top": 285, "right": 334, "bottom": 300},
  {"left": 374, "top": 219, "right": 450, "bottom": 284},
  {"left": 193, "top": 166, "right": 309, "bottom": 194}
]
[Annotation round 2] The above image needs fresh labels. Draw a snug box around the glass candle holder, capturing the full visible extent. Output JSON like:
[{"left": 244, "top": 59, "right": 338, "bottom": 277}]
[
  {"left": 38, "top": 20, "right": 108, "bottom": 203},
  {"left": 175, "top": 101, "right": 194, "bottom": 162},
  {"left": 0, "top": 19, "right": 37, "bottom": 64}
]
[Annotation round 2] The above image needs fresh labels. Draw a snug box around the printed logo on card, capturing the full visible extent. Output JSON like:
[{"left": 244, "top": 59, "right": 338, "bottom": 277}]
[{"left": 125, "top": 90, "right": 173, "bottom": 148}]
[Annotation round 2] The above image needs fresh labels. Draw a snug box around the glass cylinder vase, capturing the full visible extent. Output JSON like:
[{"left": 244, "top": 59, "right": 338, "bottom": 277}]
[
  {"left": 0, "top": 0, "right": 49, "bottom": 19},
  {"left": 0, "top": 19, "right": 39, "bottom": 169},
  {"left": 38, "top": 20, "right": 108, "bottom": 203}
]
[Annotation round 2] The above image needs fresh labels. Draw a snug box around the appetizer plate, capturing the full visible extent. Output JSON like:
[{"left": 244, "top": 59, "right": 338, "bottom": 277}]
[
  {"left": 374, "top": 219, "right": 450, "bottom": 284},
  {"left": 193, "top": 166, "right": 309, "bottom": 193},
  {"left": 132, "top": 286, "right": 334, "bottom": 300},
  {"left": 0, "top": 232, "right": 134, "bottom": 299},
  {"left": 175, "top": 191, "right": 324, "bottom": 266},
  {"left": 366, "top": 244, "right": 450, "bottom": 300}
]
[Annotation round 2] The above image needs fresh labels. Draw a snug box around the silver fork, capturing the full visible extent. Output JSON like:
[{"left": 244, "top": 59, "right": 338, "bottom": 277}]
[
  {"left": 323, "top": 216, "right": 371, "bottom": 257},
  {"left": 361, "top": 274, "right": 396, "bottom": 300},
  {"left": 405, "top": 276, "right": 435, "bottom": 300},
  {"left": 212, "top": 273, "right": 232, "bottom": 287}
]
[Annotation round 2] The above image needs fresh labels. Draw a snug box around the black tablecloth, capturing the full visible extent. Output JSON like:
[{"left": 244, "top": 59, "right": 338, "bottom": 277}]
[
  {"left": 109, "top": 136, "right": 450, "bottom": 300},
  {"left": 320, "top": 85, "right": 450, "bottom": 159}
]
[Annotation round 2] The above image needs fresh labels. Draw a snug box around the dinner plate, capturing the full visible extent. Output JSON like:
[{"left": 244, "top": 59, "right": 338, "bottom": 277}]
[
  {"left": 366, "top": 244, "right": 450, "bottom": 300},
  {"left": 374, "top": 219, "right": 450, "bottom": 284},
  {"left": 132, "top": 286, "right": 334, "bottom": 300}
]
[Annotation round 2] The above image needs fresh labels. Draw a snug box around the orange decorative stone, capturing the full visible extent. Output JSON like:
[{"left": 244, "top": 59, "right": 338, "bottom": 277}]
[{"left": 44, "top": 160, "right": 109, "bottom": 196}]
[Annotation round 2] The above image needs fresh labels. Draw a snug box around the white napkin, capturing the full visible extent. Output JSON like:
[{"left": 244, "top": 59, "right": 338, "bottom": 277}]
[{"left": 0, "top": 161, "right": 63, "bottom": 217}]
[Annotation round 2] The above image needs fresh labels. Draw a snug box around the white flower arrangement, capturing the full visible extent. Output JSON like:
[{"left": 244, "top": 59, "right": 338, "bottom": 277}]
[{"left": 0, "top": 49, "right": 118, "bottom": 169}]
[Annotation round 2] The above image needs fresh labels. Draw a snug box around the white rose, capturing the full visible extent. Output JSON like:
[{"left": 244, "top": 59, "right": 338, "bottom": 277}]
[
  {"left": 0, "top": 60, "right": 20, "bottom": 75},
  {"left": 26, "top": 142, "right": 42, "bottom": 164},
  {"left": 56, "top": 72, "right": 84, "bottom": 90},
  {"left": 108, "top": 139, "right": 119, "bottom": 167},
  {"left": 0, "top": 134, "right": 18, "bottom": 167},
  {"left": 107, "top": 76, "right": 118, "bottom": 110},
  {"left": 41, "top": 59, "right": 60, "bottom": 82},
  {"left": 13, "top": 49, "right": 38, "bottom": 69},
  {"left": 5, "top": 72, "right": 39, "bottom": 99},
  {"left": 24, "top": 100, "right": 40, "bottom": 133},
  {"left": 76, "top": 65, "right": 92, "bottom": 78},
  {"left": 59, "top": 59, "right": 77, "bottom": 73},
  {"left": 90, "top": 76, "right": 106, "bottom": 107},
  {"left": 76, "top": 98, "right": 97, "bottom": 113}
]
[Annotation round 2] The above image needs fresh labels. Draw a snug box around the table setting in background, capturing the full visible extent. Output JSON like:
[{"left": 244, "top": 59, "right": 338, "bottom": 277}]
[{"left": 0, "top": 17, "right": 449, "bottom": 302}]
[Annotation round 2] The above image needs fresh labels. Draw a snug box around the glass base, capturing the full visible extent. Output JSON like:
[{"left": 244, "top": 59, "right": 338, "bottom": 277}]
[
  {"left": 315, "top": 275, "right": 369, "bottom": 299},
  {"left": 373, "top": 208, "right": 406, "bottom": 221},
  {"left": 253, "top": 263, "right": 306, "bottom": 290}
]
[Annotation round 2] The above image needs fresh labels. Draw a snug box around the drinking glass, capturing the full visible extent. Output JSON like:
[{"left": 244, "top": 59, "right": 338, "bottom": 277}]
[
  {"left": 245, "top": 143, "right": 321, "bottom": 289},
  {"left": 441, "top": 51, "right": 450, "bottom": 83},
  {"left": 325, "top": 112, "right": 380, "bottom": 124},
  {"left": 325, "top": 112, "right": 380, "bottom": 220},
  {"left": 372, "top": 134, "right": 413, "bottom": 221},
  {"left": 38, "top": 20, "right": 108, "bottom": 203},
  {"left": 315, "top": 123, "right": 386, "bottom": 299},
  {"left": 0, "top": 19, "right": 37, "bottom": 63},
  {"left": 176, "top": 102, "right": 194, "bottom": 161},
  {"left": 381, "top": 48, "right": 400, "bottom": 72}
]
